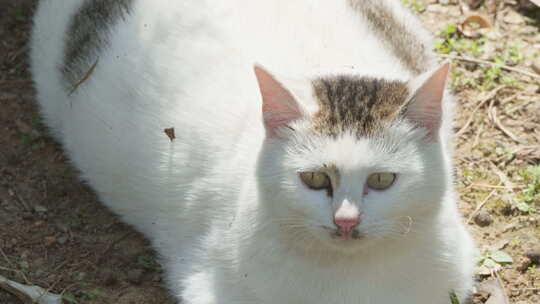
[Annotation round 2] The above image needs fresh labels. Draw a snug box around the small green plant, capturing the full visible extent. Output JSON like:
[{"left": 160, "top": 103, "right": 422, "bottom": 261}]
[
  {"left": 449, "top": 291, "right": 460, "bottom": 304},
  {"left": 14, "top": 7, "right": 26, "bottom": 22},
  {"left": 402, "top": 0, "right": 426, "bottom": 13},
  {"left": 517, "top": 165, "right": 540, "bottom": 213},
  {"left": 62, "top": 293, "right": 78, "bottom": 304},
  {"left": 434, "top": 25, "right": 484, "bottom": 56},
  {"left": 137, "top": 254, "right": 162, "bottom": 272},
  {"left": 62, "top": 288, "right": 104, "bottom": 303},
  {"left": 434, "top": 24, "right": 526, "bottom": 90},
  {"left": 20, "top": 134, "right": 32, "bottom": 146},
  {"left": 80, "top": 289, "right": 104, "bottom": 300}
]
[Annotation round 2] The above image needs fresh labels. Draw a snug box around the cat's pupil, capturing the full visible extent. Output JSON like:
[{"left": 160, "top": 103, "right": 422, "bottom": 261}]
[
  {"left": 299, "top": 171, "right": 332, "bottom": 196},
  {"left": 366, "top": 173, "right": 396, "bottom": 190}
]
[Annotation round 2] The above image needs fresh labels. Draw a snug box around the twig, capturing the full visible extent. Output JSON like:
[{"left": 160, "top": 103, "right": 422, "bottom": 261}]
[
  {"left": 455, "top": 86, "right": 504, "bottom": 137},
  {"left": 68, "top": 57, "right": 99, "bottom": 96},
  {"left": 492, "top": 271, "right": 510, "bottom": 304},
  {"left": 439, "top": 54, "right": 540, "bottom": 81},
  {"left": 469, "top": 183, "right": 525, "bottom": 190},
  {"left": 489, "top": 161, "right": 520, "bottom": 193},
  {"left": 467, "top": 188, "right": 498, "bottom": 224},
  {"left": 0, "top": 247, "right": 31, "bottom": 285},
  {"left": 489, "top": 107, "right": 527, "bottom": 144},
  {"left": 97, "top": 231, "right": 133, "bottom": 264},
  {"left": 0, "top": 275, "right": 62, "bottom": 304}
]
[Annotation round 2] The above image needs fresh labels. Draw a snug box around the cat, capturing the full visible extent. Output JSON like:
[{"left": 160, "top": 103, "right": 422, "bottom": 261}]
[{"left": 30, "top": 0, "right": 475, "bottom": 303}]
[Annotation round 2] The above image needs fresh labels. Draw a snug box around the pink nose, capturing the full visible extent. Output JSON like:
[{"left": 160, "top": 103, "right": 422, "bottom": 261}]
[{"left": 334, "top": 217, "right": 360, "bottom": 238}]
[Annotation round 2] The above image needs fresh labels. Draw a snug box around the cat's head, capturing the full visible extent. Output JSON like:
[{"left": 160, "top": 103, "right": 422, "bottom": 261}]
[{"left": 254, "top": 64, "right": 451, "bottom": 254}]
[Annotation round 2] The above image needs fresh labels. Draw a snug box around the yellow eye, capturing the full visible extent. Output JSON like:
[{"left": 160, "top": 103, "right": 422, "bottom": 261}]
[
  {"left": 367, "top": 173, "right": 396, "bottom": 190},
  {"left": 299, "top": 171, "right": 331, "bottom": 190}
]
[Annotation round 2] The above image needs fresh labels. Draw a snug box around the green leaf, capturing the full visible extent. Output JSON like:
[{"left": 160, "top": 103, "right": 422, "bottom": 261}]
[
  {"left": 490, "top": 251, "right": 513, "bottom": 264},
  {"left": 516, "top": 202, "right": 533, "bottom": 213},
  {"left": 62, "top": 293, "right": 79, "bottom": 304},
  {"left": 449, "top": 290, "right": 460, "bottom": 304}
]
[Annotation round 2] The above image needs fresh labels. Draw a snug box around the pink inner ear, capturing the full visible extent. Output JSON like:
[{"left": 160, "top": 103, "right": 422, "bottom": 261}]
[
  {"left": 405, "top": 62, "right": 450, "bottom": 139},
  {"left": 254, "top": 65, "right": 302, "bottom": 135}
]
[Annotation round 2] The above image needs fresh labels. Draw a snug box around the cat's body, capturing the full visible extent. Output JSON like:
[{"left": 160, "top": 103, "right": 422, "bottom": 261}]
[{"left": 30, "top": 0, "right": 474, "bottom": 303}]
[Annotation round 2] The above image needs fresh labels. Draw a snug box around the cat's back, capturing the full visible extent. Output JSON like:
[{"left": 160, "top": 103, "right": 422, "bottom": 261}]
[
  {"left": 32, "top": 0, "right": 437, "bottom": 144},
  {"left": 30, "top": 0, "right": 436, "bottom": 233}
]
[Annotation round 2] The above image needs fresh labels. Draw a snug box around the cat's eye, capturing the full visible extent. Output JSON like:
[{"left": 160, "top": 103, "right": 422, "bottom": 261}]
[
  {"left": 299, "top": 171, "right": 331, "bottom": 191},
  {"left": 366, "top": 173, "right": 396, "bottom": 190}
]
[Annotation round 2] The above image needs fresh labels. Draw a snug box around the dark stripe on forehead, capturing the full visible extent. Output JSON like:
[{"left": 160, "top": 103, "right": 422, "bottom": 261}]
[
  {"left": 61, "top": 0, "right": 134, "bottom": 87},
  {"left": 311, "top": 76, "right": 409, "bottom": 137}
]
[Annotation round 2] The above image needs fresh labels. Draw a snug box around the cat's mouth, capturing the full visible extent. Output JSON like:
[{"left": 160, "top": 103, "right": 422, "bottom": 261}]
[{"left": 321, "top": 226, "right": 364, "bottom": 240}]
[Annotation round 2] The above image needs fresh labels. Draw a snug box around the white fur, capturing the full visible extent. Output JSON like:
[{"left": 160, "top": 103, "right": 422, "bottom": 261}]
[{"left": 31, "top": 0, "right": 474, "bottom": 303}]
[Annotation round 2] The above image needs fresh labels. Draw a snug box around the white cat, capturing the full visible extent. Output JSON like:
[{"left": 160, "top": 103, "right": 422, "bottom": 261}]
[{"left": 30, "top": 0, "right": 475, "bottom": 303}]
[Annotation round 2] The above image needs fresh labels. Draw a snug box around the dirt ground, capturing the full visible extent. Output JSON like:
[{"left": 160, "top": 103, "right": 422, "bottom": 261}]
[{"left": 0, "top": 0, "right": 539, "bottom": 303}]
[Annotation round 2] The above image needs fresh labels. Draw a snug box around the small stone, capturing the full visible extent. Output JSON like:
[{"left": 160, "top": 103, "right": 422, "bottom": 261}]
[
  {"left": 100, "top": 268, "right": 118, "bottom": 286},
  {"left": 426, "top": 4, "right": 449, "bottom": 13},
  {"left": 22, "top": 212, "right": 34, "bottom": 220},
  {"left": 523, "top": 84, "right": 539, "bottom": 94},
  {"left": 503, "top": 10, "right": 524, "bottom": 24},
  {"left": 473, "top": 210, "right": 493, "bottom": 227},
  {"left": 499, "top": 202, "right": 513, "bottom": 216},
  {"left": 55, "top": 222, "right": 69, "bottom": 233},
  {"left": 15, "top": 119, "right": 32, "bottom": 134},
  {"left": 126, "top": 269, "right": 144, "bottom": 285},
  {"left": 76, "top": 272, "right": 86, "bottom": 281},
  {"left": 44, "top": 236, "right": 56, "bottom": 246},
  {"left": 532, "top": 56, "right": 540, "bottom": 75},
  {"left": 57, "top": 235, "right": 68, "bottom": 245},
  {"left": 524, "top": 247, "right": 540, "bottom": 264},
  {"left": 516, "top": 256, "right": 532, "bottom": 272},
  {"left": 464, "top": 61, "right": 478, "bottom": 71},
  {"left": 19, "top": 260, "right": 29, "bottom": 270},
  {"left": 465, "top": 0, "right": 484, "bottom": 9},
  {"left": 34, "top": 205, "right": 48, "bottom": 213},
  {"left": 33, "top": 220, "right": 46, "bottom": 227},
  {"left": 502, "top": 223, "right": 518, "bottom": 232}
]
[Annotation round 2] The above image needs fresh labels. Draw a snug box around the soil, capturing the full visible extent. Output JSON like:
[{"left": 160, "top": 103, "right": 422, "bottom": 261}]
[{"left": 0, "top": 0, "right": 539, "bottom": 303}]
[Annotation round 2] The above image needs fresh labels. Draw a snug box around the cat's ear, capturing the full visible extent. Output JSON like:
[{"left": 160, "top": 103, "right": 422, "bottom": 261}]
[
  {"left": 254, "top": 65, "right": 303, "bottom": 137},
  {"left": 404, "top": 62, "right": 450, "bottom": 140}
]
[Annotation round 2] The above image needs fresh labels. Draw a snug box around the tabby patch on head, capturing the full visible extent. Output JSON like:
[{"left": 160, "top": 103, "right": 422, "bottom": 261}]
[{"left": 311, "top": 76, "right": 409, "bottom": 138}]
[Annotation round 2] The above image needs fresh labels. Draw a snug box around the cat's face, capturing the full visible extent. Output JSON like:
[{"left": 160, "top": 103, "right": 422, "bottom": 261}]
[
  {"left": 253, "top": 64, "right": 450, "bottom": 253},
  {"left": 257, "top": 120, "right": 446, "bottom": 253}
]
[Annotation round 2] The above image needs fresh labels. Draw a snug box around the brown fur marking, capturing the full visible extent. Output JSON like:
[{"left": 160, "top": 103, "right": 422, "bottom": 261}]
[
  {"left": 348, "top": 0, "right": 433, "bottom": 74},
  {"left": 311, "top": 76, "right": 410, "bottom": 137},
  {"left": 62, "top": 0, "right": 134, "bottom": 87}
]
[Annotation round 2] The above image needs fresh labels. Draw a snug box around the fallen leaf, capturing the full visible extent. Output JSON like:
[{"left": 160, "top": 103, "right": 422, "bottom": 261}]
[
  {"left": 164, "top": 127, "right": 176, "bottom": 141},
  {"left": 479, "top": 258, "right": 502, "bottom": 274},
  {"left": 0, "top": 275, "right": 62, "bottom": 304},
  {"left": 459, "top": 14, "right": 491, "bottom": 38},
  {"left": 490, "top": 251, "right": 513, "bottom": 264}
]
